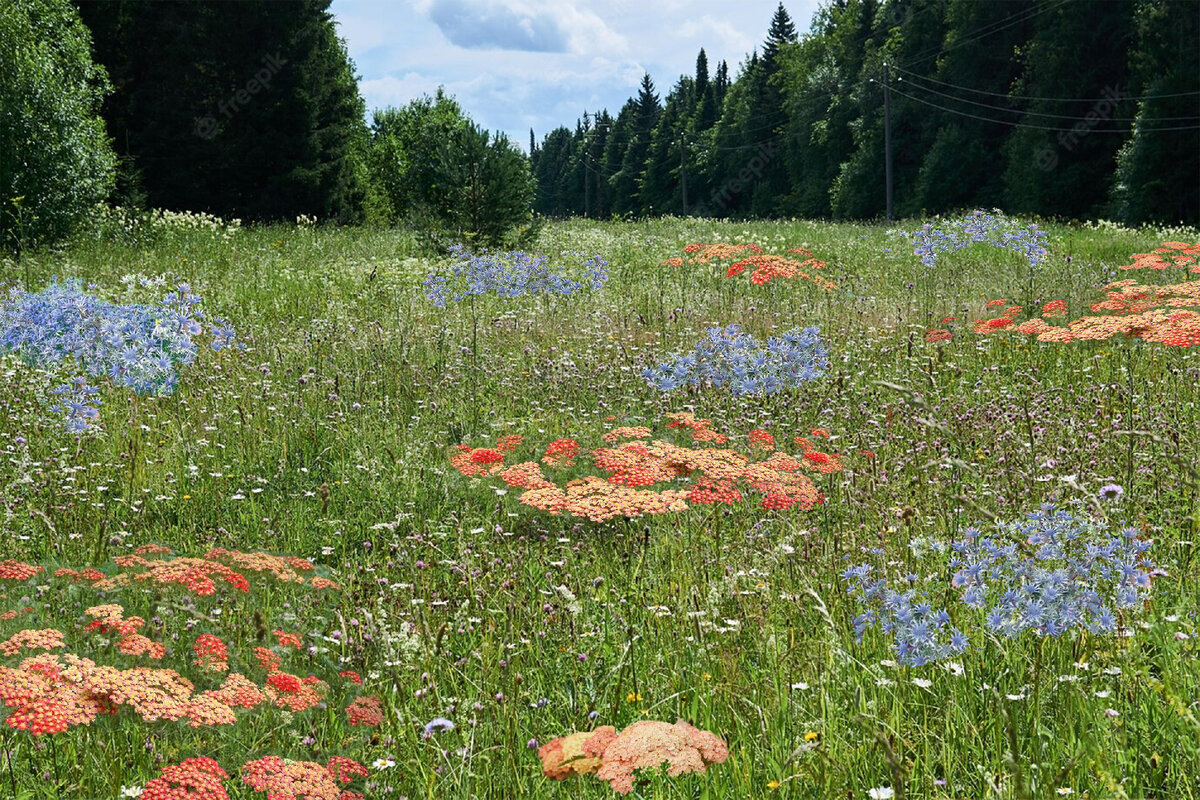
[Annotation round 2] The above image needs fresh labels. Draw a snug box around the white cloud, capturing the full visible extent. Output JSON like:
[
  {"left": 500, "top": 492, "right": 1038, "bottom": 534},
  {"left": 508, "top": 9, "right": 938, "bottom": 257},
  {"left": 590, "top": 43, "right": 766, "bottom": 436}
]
[{"left": 331, "top": 0, "right": 822, "bottom": 146}]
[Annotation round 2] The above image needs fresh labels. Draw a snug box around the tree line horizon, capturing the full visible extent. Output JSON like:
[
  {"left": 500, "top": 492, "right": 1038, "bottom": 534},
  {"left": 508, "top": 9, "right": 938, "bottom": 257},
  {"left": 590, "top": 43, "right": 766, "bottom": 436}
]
[{"left": 2, "top": 0, "right": 1196, "bottom": 256}]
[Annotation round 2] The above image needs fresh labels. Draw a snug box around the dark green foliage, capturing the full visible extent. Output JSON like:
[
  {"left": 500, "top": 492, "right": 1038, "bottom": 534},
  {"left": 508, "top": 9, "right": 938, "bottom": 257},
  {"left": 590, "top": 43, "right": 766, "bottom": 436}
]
[
  {"left": 1109, "top": 0, "right": 1200, "bottom": 224},
  {"left": 532, "top": 0, "right": 1195, "bottom": 224},
  {"left": 0, "top": 0, "right": 115, "bottom": 253},
  {"left": 75, "top": 0, "right": 366, "bottom": 222},
  {"left": 367, "top": 91, "right": 535, "bottom": 247}
]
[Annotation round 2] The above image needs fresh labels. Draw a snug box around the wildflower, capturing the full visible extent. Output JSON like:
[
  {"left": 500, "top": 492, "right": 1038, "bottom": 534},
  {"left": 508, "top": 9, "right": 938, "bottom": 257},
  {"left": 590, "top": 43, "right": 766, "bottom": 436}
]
[
  {"left": 538, "top": 731, "right": 604, "bottom": 779},
  {"left": 142, "top": 758, "right": 229, "bottom": 800},
  {"left": 868, "top": 788, "right": 896, "bottom": 799},
  {"left": 644, "top": 325, "right": 829, "bottom": 396},
  {"left": 120, "top": 787, "right": 144, "bottom": 798},
  {"left": 804, "top": 731, "right": 819, "bottom": 742},
  {"left": 577, "top": 720, "right": 728, "bottom": 795},
  {"left": 346, "top": 695, "right": 384, "bottom": 727},
  {"left": 424, "top": 246, "right": 609, "bottom": 306},
  {"left": 1098, "top": 483, "right": 1124, "bottom": 501},
  {"left": 768, "top": 780, "right": 781, "bottom": 789},
  {"left": 371, "top": 757, "right": 395, "bottom": 770},
  {"left": 241, "top": 755, "right": 364, "bottom": 800},
  {"left": 0, "top": 279, "right": 234, "bottom": 433},
  {"left": 423, "top": 716, "right": 455, "bottom": 737},
  {"left": 911, "top": 210, "right": 1048, "bottom": 270}
]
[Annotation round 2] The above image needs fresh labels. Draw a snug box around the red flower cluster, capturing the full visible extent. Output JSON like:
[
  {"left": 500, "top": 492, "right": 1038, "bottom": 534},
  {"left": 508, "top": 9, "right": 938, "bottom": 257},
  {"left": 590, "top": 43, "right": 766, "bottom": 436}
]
[
  {"left": 241, "top": 755, "right": 368, "bottom": 800},
  {"left": 143, "top": 757, "right": 230, "bottom": 800},
  {"left": 193, "top": 634, "right": 230, "bottom": 673},
  {"left": 662, "top": 243, "right": 836, "bottom": 289},
  {"left": 0, "top": 560, "right": 44, "bottom": 581},
  {"left": 970, "top": 247, "right": 1200, "bottom": 346},
  {"left": 345, "top": 694, "right": 384, "bottom": 727},
  {"left": 1120, "top": 241, "right": 1200, "bottom": 272},
  {"left": 449, "top": 414, "right": 853, "bottom": 522}
]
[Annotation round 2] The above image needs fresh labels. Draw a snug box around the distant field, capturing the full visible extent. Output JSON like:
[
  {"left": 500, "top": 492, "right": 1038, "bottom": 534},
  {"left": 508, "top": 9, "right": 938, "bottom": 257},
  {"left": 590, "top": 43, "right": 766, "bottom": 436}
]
[{"left": 2, "top": 215, "right": 1198, "bottom": 799}]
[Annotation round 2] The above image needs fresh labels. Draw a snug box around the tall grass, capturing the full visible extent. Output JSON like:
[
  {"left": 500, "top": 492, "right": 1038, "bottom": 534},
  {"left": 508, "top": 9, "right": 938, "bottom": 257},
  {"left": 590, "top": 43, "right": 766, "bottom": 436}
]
[{"left": 0, "top": 214, "right": 1197, "bottom": 798}]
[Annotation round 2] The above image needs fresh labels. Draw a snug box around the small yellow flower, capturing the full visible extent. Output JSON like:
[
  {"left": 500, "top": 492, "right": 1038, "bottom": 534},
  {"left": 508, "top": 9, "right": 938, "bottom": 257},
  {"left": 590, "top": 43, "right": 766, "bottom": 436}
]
[
  {"left": 804, "top": 731, "right": 819, "bottom": 743},
  {"left": 702, "top": 672, "right": 712, "bottom": 681},
  {"left": 625, "top": 691, "right": 642, "bottom": 703},
  {"left": 768, "top": 780, "right": 780, "bottom": 790}
]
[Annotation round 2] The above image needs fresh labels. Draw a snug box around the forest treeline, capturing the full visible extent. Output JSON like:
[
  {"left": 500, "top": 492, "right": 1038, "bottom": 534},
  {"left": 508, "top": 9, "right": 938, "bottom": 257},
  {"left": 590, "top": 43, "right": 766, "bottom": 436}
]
[
  {"left": 1, "top": 0, "right": 1196, "bottom": 254},
  {"left": 532, "top": 1, "right": 1199, "bottom": 225}
]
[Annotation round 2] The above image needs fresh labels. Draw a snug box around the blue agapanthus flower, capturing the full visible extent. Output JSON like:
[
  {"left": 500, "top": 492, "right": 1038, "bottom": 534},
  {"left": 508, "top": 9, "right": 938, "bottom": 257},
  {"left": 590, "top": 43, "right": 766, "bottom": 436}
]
[{"left": 644, "top": 324, "right": 828, "bottom": 396}]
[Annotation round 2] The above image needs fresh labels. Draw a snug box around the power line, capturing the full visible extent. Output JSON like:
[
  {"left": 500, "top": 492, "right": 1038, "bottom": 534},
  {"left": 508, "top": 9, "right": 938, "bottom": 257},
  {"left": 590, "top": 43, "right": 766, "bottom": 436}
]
[
  {"left": 882, "top": 82, "right": 1200, "bottom": 132},
  {"left": 897, "top": 0, "right": 1073, "bottom": 70},
  {"left": 892, "top": 63, "right": 1200, "bottom": 102},
  {"left": 896, "top": 75, "right": 1200, "bottom": 122}
]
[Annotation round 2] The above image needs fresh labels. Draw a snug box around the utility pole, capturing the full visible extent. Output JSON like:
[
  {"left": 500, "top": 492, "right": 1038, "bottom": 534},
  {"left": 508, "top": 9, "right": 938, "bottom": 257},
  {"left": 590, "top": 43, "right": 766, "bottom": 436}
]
[
  {"left": 882, "top": 62, "right": 894, "bottom": 222},
  {"left": 594, "top": 120, "right": 607, "bottom": 218},
  {"left": 679, "top": 136, "right": 689, "bottom": 215},
  {"left": 583, "top": 112, "right": 591, "bottom": 218}
]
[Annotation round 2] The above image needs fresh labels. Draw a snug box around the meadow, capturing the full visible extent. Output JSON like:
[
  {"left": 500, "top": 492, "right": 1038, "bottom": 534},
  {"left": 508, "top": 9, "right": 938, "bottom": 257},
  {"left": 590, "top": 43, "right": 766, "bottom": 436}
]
[{"left": 1, "top": 211, "right": 1198, "bottom": 799}]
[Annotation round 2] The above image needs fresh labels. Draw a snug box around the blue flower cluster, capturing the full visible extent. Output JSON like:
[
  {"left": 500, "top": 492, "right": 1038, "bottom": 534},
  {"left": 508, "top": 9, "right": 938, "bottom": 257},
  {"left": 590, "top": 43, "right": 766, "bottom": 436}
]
[
  {"left": 0, "top": 279, "right": 237, "bottom": 433},
  {"left": 423, "top": 245, "right": 609, "bottom": 307},
  {"left": 643, "top": 324, "right": 828, "bottom": 396},
  {"left": 841, "top": 564, "right": 969, "bottom": 666},
  {"left": 948, "top": 505, "right": 1154, "bottom": 637},
  {"left": 842, "top": 505, "right": 1158, "bottom": 665},
  {"left": 911, "top": 209, "right": 1049, "bottom": 269}
]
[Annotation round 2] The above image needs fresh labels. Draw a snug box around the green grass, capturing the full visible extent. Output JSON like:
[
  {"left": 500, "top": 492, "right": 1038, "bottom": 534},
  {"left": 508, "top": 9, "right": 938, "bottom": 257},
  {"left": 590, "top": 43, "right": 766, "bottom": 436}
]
[{"left": 1, "top": 213, "right": 1198, "bottom": 799}]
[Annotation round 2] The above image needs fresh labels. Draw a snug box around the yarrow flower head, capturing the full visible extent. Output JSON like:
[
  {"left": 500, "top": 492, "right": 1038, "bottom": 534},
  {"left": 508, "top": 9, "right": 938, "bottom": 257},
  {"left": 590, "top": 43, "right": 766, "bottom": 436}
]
[
  {"left": 644, "top": 325, "right": 829, "bottom": 396},
  {"left": 423, "top": 245, "right": 608, "bottom": 306},
  {"left": 539, "top": 719, "right": 728, "bottom": 794}
]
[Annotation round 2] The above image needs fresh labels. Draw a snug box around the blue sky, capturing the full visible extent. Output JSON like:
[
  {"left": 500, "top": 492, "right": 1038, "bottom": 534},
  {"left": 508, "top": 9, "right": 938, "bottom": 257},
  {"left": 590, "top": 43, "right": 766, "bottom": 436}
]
[{"left": 329, "top": 0, "right": 822, "bottom": 150}]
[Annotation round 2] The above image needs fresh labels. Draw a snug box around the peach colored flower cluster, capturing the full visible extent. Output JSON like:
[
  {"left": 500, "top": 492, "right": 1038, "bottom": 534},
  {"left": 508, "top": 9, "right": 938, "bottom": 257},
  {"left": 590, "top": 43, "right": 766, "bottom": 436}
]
[
  {"left": 241, "top": 755, "right": 368, "bottom": 800},
  {"left": 970, "top": 274, "right": 1200, "bottom": 347},
  {"left": 539, "top": 719, "right": 728, "bottom": 794},
  {"left": 1119, "top": 241, "right": 1200, "bottom": 272},
  {"left": 142, "top": 757, "right": 230, "bottom": 800},
  {"left": 85, "top": 604, "right": 165, "bottom": 660},
  {"left": 450, "top": 414, "right": 846, "bottom": 522},
  {"left": 661, "top": 242, "right": 835, "bottom": 289}
]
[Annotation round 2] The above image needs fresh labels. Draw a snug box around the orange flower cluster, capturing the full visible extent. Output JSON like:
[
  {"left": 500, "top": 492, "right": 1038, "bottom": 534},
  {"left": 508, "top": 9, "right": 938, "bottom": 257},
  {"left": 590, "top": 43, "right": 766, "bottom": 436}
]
[
  {"left": 539, "top": 719, "right": 728, "bottom": 795},
  {"left": 662, "top": 243, "right": 835, "bottom": 289},
  {"left": 143, "top": 757, "right": 230, "bottom": 800},
  {"left": 193, "top": 634, "right": 230, "bottom": 673},
  {"left": 84, "top": 547, "right": 335, "bottom": 595},
  {"left": 241, "top": 755, "right": 368, "bottom": 800},
  {"left": 84, "top": 604, "right": 165, "bottom": 659},
  {"left": 542, "top": 438, "right": 580, "bottom": 466},
  {"left": 205, "top": 548, "right": 316, "bottom": 584},
  {"left": 1120, "top": 241, "right": 1200, "bottom": 272},
  {"left": 53, "top": 567, "right": 105, "bottom": 582},
  {"left": 0, "top": 560, "right": 44, "bottom": 581},
  {"left": 450, "top": 415, "right": 847, "bottom": 522},
  {"left": 972, "top": 271, "right": 1200, "bottom": 347},
  {"left": 273, "top": 630, "right": 303, "bottom": 649},
  {"left": 345, "top": 694, "right": 383, "bottom": 727},
  {"left": 0, "top": 629, "right": 65, "bottom": 656}
]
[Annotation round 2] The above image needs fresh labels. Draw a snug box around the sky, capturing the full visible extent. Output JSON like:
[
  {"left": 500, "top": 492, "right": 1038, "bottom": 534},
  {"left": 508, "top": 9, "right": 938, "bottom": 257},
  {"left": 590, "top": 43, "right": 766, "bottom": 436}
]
[{"left": 329, "top": 0, "right": 822, "bottom": 150}]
